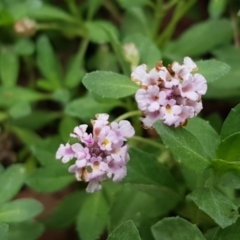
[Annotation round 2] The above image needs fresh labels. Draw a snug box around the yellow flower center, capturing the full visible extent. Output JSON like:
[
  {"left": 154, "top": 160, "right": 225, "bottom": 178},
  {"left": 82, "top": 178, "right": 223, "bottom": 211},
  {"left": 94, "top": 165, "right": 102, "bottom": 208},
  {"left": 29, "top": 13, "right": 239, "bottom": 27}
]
[
  {"left": 102, "top": 138, "right": 110, "bottom": 146},
  {"left": 166, "top": 104, "right": 172, "bottom": 114}
]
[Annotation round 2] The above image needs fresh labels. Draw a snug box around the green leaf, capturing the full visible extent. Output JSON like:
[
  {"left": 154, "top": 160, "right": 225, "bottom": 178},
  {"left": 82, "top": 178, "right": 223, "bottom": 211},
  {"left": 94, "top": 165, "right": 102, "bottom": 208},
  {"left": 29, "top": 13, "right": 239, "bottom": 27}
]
[
  {"left": 88, "top": 46, "right": 119, "bottom": 72},
  {"left": 214, "top": 104, "right": 240, "bottom": 164},
  {"left": 0, "top": 9, "right": 14, "bottom": 26},
  {"left": 36, "top": 35, "right": 62, "bottom": 88},
  {"left": 83, "top": 71, "right": 138, "bottom": 98},
  {"left": 185, "top": 117, "right": 220, "bottom": 158},
  {"left": 0, "top": 164, "right": 26, "bottom": 205},
  {"left": 87, "top": 0, "right": 103, "bottom": 20},
  {"left": 165, "top": 19, "right": 232, "bottom": 58},
  {"left": 151, "top": 217, "right": 205, "bottom": 240},
  {"left": 0, "top": 87, "right": 46, "bottom": 108},
  {"left": 207, "top": 46, "right": 240, "bottom": 98},
  {"left": 117, "top": 0, "right": 149, "bottom": 8},
  {"left": 107, "top": 29, "right": 131, "bottom": 76},
  {"left": 181, "top": 167, "right": 211, "bottom": 191},
  {"left": 208, "top": 0, "right": 227, "bottom": 19},
  {"left": 12, "top": 110, "right": 59, "bottom": 130},
  {"left": 124, "top": 149, "right": 180, "bottom": 209},
  {"left": 77, "top": 192, "right": 109, "bottom": 240},
  {"left": 9, "top": 101, "right": 31, "bottom": 119},
  {"left": 123, "top": 33, "right": 161, "bottom": 68},
  {"left": 8, "top": 221, "right": 44, "bottom": 240},
  {"left": 212, "top": 159, "right": 240, "bottom": 175},
  {"left": 220, "top": 103, "right": 240, "bottom": 140},
  {"left": 0, "top": 164, "right": 4, "bottom": 174},
  {"left": 30, "top": 137, "right": 62, "bottom": 167},
  {"left": 109, "top": 186, "right": 169, "bottom": 232},
  {"left": 43, "top": 191, "right": 86, "bottom": 229},
  {"left": 64, "top": 55, "right": 85, "bottom": 89},
  {"left": 189, "top": 187, "right": 239, "bottom": 228},
  {"left": 14, "top": 39, "right": 35, "bottom": 56},
  {"left": 154, "top": 121, "right": 210, "bottom": 173},
  {"left": 196, "top": 60, "right": 230, "bottom": 83},
  {"left": 0, "top": 223, "right": 8, "bottom": 240},
  {"left": 0, "top": 199, "right": 43, "bottom": 223},
  {"left": 107, "top": 220, "right": 141, "bottom": 240},
  {"left": 59, "top": 116, "right": 78, "bottom": 141},
  {"left": 65, "top": 94, "right": 121, "bottom": 120},
  {"left": 211, "top": 218, "right": 240, "bottom": 240},
  {"left": 218, "top": 170, "right": 240, "bottom": 189},
  {"left": 122, "top": 8, "right": 151, "bottom": 38},
  {"left": 28, "top": 4, "right": 75, "bottom": 23},
  {"left": 86, "top": 21, "right": 119, "bottom": 44},
  {"left": 216, "top": 133, "right": 240, "bottom": 162},
  {"left": 11, "top": 126, "right": 41, "bottom": 146},
  {"left": 52, "top": 88, "right": 70, "bottom": 104},
  {"left": 26, "top": 166, "right": 74, "bottom": 193},
  {"left": 0, "top": 48, "right": 19, "bottom": 87}
]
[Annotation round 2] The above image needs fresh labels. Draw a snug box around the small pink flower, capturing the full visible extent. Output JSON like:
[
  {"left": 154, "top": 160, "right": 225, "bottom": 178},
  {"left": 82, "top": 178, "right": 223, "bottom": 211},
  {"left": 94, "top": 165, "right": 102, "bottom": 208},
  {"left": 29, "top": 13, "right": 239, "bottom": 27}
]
[
  {"left": 136, "top": 85, "right": 163, "bottom": 112},
  {"left": 71, "top": 143, "right": 91, "bottom": 160},
  {"left": 56, "top": 114, "right": 134, "bottom": 193},
  {"left": 107, "top": 162, "right": 127, "bottom": 182},
  {"left": 179, "top": 74, "right": 207, "bottom": 101},
  {"left": 87, "top": 157, "right": 109, "bottom": 180},
  {"left": 131, "top": 64, "right": 148, "bottom": 84},
  {"left": 131, "top": 64, "right": 159, "bottom": 87},
  {"left": 56, "top": 143, "right": 75, "bottom": 163},
  {"left": 110, "top": 145, "right": 129, "bottom": 164},
  {"left": 98, "top": 127, "right": 118, "bottom": 151},
  {"left": 159, "top": 67, "right": 179, "bottom": 88},
  {"left": 135, "top": 88, "right": 148, "bottom": 111},
  {"left": 141, "top": 110, "right": 163, "bottom": 128},
  {"left": 86, "top": 180, "right": 102, "bottom": 193},
  {"left": 70, "top": 125, "right": 94, "bottom": 146},
  {"left": 132, "top": 57, "right": 207, "bottom": 128},
  {"left": 172, "top": 57, "right": 198, "bottom": 79},
  {"left": 174, "top": 106, "right": 194, "bottom": 127},
  {"left": 161, "top": 104, "right": 182, "bottom": 126},
  {"left": 110, "top": 120, "right": 135, "bottom": 141},
  {"left": 70, "top": 124, "right": 88, "bottom": 139}
]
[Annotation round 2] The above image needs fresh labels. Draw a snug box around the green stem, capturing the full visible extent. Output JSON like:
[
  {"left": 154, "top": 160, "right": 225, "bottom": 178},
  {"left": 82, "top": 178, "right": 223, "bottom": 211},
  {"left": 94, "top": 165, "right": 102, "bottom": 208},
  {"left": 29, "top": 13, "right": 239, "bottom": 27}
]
[
  {"left": 103, "top": 0, "right": 122, "bottom": 25},
  {"left": 76, "top": 38, "right": 89, "bottom": 65},
  {"left": 123, "top": 98, "right": 142, "bottom": 136},
  {"left": 157, "top": 0, "right": 196, "bottom": 47},
  {"left": 66, "top": 0, "right": 80, "bottom": 19},
  {"left": 36, "top": 23, "right": 86, "bottom": 38},
  {"left": 129, "top": 135, "right": 165, "bottom": 150},
  {"left": 163, "top": 0, "right": 179, "bottom": 10},
  {"left": 230, "top": 4, "right": 240, "bottom": 48},
  {"left": 114, "top": 110, "right": 141, "bottom": 122},
  {"left": 153, "top": 0, "right": 164, "bottom": 39}
]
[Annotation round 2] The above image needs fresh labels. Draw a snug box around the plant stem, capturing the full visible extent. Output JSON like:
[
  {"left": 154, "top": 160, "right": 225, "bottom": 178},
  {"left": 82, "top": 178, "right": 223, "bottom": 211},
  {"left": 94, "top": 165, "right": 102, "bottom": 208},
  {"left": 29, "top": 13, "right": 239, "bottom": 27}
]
[
  {"left": 157, "top": 0, "right": 196, "bottom": 47},
  {"left": 153, "top": 0, "right": 164, "bottom": 39},
  {"left": 76, "top": 38, "right": 89, "bottom": 66},
  {"left": 103, "top": 0, "right": 122, "bottom": 26},
  {"left": 114, "top": 110, "right": 141, "bottom": 122},
  {"left": 36, "top": 23, "right": 86, "bottom": 38},
  {"left": 230, "top": 7, "right": 240, "bottom": 48},
  {"left": 129, "top": 135, "right": 165, "bottom": 150},
  {"left": 66, "top": 0, "right": 80, "bottom": 19}
]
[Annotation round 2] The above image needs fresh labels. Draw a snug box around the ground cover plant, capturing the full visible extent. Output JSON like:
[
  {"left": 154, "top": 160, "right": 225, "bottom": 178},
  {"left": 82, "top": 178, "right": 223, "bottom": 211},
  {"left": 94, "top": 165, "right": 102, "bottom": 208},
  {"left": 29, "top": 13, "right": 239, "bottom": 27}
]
[{"left": 0, "top": 0, "right": 240, "bottom": 239}]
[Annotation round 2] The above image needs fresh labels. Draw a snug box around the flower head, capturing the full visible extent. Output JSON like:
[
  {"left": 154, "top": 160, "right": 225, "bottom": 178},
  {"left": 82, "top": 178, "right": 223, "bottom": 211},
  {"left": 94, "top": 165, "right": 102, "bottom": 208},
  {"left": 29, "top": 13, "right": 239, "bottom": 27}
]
[
  {"left": 56, "top": 114, "right": 135, "bottom": 193},
  {"left": 132, "top": 57, "right": 207, "bottom": 128}
]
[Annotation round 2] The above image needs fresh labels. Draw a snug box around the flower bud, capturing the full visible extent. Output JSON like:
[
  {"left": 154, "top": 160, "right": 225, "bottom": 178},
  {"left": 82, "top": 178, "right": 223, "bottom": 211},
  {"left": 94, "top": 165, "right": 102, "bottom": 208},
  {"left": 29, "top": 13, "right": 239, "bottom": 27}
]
[
  {"left": 122, "top": 43, "right": 140, "bottom": 71},
  {"left": 14, "top": 18, "right": 36, "bottom": 37}
]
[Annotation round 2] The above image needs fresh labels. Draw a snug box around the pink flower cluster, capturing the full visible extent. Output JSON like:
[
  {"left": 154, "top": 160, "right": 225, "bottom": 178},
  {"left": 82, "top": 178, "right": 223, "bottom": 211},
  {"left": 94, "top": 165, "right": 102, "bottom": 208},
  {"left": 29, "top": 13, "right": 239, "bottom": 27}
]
[
  {"left": 131, "top": 57, "right": 207, "bottom": 128},
  {"left": 56, "top": 114, "right": 135, "bottom": 193}
]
